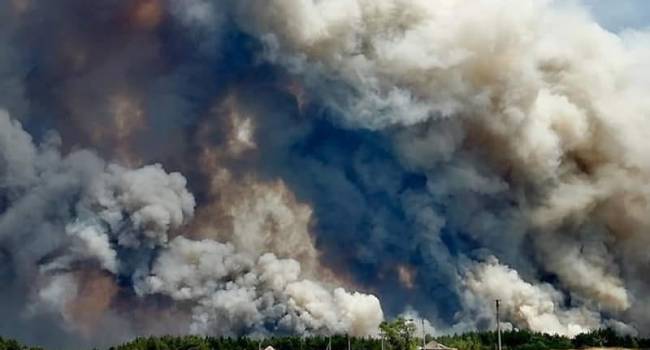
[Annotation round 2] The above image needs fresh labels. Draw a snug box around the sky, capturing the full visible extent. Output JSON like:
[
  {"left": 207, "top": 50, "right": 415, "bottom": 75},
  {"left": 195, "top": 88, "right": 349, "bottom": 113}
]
[{"left": 579, "top": 0, "right": 650, "bottom": 32}]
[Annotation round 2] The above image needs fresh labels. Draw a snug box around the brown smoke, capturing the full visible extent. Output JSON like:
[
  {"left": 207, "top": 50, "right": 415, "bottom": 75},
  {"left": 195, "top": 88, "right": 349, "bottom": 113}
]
[{"left": 66, "top": 270, "right": 119, "bottom": 336}]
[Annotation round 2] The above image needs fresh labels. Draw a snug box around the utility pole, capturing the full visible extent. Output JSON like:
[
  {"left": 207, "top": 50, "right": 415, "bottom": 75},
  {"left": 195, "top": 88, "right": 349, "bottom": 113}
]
[
  {"left": 328, "top": 335, "right": 332, "bottom": 350},
  {"left": 348, "top": 334, "right": 351, "bottom": 350},
  {"left": 381, "top": 331, "right": 384, "bottom": 350},
  {"left": 496, "top": 300, "right": 502, "bottom": 350},
  {"left": 421, "top": 318, "right": 426, "bottom": 350}
]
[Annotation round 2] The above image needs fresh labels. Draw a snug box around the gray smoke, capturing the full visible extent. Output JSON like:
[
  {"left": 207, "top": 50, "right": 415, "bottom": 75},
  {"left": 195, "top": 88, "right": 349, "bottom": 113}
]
[
  {"left": 225, "top": 0, "right": 650, "bottom": 336},
  {"left": 0, "top": 110, "right": 383, "bottom": 347},
  {"left": 2, "top": 0, "right": 650, "bottom": 347}
]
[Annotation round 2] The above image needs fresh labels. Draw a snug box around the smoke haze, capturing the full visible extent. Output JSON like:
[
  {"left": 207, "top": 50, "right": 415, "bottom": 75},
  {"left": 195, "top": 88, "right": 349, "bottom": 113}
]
[{"left": 1, "top": 0, "right": 650, "bottom": 347}]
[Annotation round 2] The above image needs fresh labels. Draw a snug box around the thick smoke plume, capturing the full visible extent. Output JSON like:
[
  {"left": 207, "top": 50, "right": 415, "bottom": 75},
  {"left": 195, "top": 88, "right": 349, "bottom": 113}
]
[
  {"left": 1, "top": 0, "right": 650, "bottom": 347},
  {"left": 0, "top": 111, "right": 382, "bottom": 347}
]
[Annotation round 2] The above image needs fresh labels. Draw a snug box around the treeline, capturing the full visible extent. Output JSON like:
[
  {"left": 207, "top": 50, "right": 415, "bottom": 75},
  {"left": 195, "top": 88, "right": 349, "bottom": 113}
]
[
  {"left": 107, "top": 329, "right": 650, "bottom": 350},
  {"left": 434, "top": 328, "right": 650, "bottom": 350},
  {"left": 1, "top": 328, "right": 650, "bottom": 350},
  {"left": 0, "top": 337, "right": 43, "bottom": 350},
  {"left": 109, "top": 335, "right": 382, "bottom": 350}
]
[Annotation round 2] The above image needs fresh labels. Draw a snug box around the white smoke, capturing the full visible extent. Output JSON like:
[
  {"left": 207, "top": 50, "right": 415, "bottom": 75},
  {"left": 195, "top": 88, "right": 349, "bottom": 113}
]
[
  {"left": 398, "top": 308, "right": 440, "bottom": 337},
  {"left": 89, "top": 163, "right": 196, "bottom": 248},
  {"left": 136, "top": 236, "right": 383, "bottom": 336},
  {"left": 461, "top": 257, "right": 601, "bottom": 337},
  {"left": 66, "top": 221, "right": 118, "bottom": 273}
]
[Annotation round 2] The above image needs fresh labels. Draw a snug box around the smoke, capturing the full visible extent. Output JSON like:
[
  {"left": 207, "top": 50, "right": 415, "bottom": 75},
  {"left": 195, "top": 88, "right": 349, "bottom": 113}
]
[
  {"left": 227, "top": 0, "right": 650, "bottom": 336},
  {"left": 461, "top": 257, "right": 601, "bottom": 337},
  {"left": 0, "top": 110, "right": 382, "bottom": 347},
  {"left": 2, "top": 0, "right": 650, "bottom": 347},
  {"left": 136, "top": 236, "right": 382, "bottom": 336}
]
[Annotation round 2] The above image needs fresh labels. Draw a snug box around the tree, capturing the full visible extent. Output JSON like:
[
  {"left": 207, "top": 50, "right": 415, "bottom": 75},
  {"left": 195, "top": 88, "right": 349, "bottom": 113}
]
[{"left": 380, "top": 318, "right": 417, "bottom": 350}]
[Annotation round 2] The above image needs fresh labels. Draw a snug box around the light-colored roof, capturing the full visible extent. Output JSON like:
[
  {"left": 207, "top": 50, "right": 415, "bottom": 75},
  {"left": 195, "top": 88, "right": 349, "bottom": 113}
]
[
  {"left": 420, "top": 340, "right": 457, "bottom": 350},
  {"left": 264, "top": 346, "right": 275, "bottom": 350}
]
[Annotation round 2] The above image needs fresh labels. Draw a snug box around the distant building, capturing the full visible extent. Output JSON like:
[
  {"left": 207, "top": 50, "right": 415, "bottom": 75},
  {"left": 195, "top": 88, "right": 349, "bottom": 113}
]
[{"left": 419, "top": 340, "right": 457, "bottom": 350}]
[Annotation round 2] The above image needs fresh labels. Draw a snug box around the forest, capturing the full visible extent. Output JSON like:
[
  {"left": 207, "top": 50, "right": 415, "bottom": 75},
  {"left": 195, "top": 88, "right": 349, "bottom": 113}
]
[{"left": 1, "top": 320, "right": 650, "bottom": 350}]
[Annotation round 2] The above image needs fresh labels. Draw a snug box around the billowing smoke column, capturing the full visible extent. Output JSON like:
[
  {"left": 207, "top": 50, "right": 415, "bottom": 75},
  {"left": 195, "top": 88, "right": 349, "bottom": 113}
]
[
  {"left": 0, "top": 110, "right": 382, "bottom": 346},
  {"left": 1, "top": 0, "right": 650, "bottom": 347}
]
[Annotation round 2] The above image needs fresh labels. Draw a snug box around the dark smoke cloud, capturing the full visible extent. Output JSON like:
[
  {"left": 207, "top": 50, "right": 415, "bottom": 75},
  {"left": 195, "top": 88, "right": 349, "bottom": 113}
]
[{"left": 1, "top": 0, "right": 650, "bottom": 348}]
